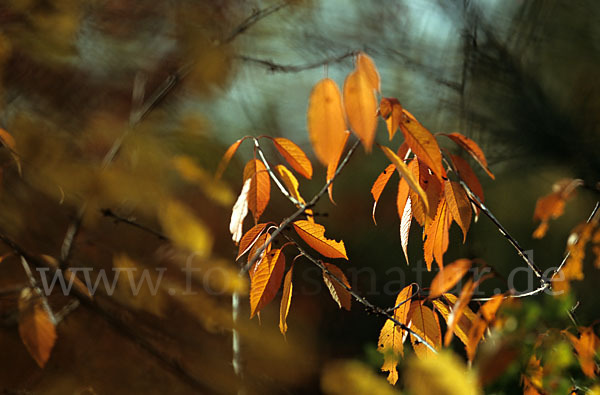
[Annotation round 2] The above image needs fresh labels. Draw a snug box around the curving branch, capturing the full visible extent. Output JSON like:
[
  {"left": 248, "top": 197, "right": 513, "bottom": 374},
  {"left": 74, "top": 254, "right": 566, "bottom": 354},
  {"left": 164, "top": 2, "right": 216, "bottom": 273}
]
[
  {"left": 237, "top": 51, "right": 357, "bottom": 74},
  {"left": 224, "top": 2, "right": 291, "bottom": 44}
]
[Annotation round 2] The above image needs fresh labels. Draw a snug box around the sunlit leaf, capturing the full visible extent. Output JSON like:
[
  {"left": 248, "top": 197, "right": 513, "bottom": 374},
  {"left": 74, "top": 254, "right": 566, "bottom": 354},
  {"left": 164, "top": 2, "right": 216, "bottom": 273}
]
[
  {"left": 275, "top": 164, "right": 305, "bottom": 205},
  {"left": 429, "top": 259, "right": 472, "bottom": 299},
  {"left": 423, "top": 199, "right": 449, "bottom": 270},
  {"left": 247, "top": 233, "right": 271, "bottom": 271},
  {"left": 532, "top": 178, "right": 582, "bottom": 239},
  {"left": 293, "top": 220, "right": 347, "bottom": 259},
  {"left": 307, "top": 78, "right": 348, "bottom": 166},
  {"left": 444, "top": 180, "right": 472, "bottom": 242},
  {"left": 230, "top": 178, "right": 251, "bottom": 243},
  {"left": 378, "top": 319, "right": 403, "bottom": 385},
  {"left": 327, "top": 130, "right": 351, "bottom": 204},
  {"left": 215, "top": 138, "right": 245, "bottom": 179},
  {"left": 399, "top": 110, "right": 445, "bottom": 181},
  {"left": 343, "top": 68, "right": 377, "bottom": 151},
  {"left": 279, "top": 264, "right": 294, "bottom": 336},
  {"left": 243, "top": 159, "right": 271, "bottom": 222},
  {"left": 18, "top": 287, "right": 57, "bottom": 368},
  {"left": 272, "top": 137, "right": 313, "bottom": 179},
  {"left": 564, "top": 326, "right": 600, "bottom": 378},
  {"left": 480, "top": 294, "right": 504, "bottom": 323},
  {"left": 393, "top": 284, "right": 414, "bottom": 332},
  {"left": 445, "top": 279, "right": 477, "bottom": 346},
  {"left": 322, "top": 263, "right": 351, "bottom": 310},
  {"left": 237, "top": 223, "right": 269, "bottom": 261},
  {"left": 400, "top": 197, "right": 412, "bottom": 265},
  {"left": 408, "top": 302, "right": 441, "bottom": 359},
  {"left": 357, "top": 52, "right": 380, "bottom": 92},
  {"left": 371, "top": 164, "right": 396, "bottom": 224},
  {"left": 379, "top": 98, "right": 403, "bottom": 140},
  {"left": 442, "top": 133, "right": 494, "bottom": 179},
  {"left": 250, "top": 248, "right": 286, "bottom": 317},
  {"left": 432, "top": 298, "right": 474, "bottom": 348},
  {"left": 450, "top": 154, "right": 484, "bottom": 203},
  {"left": 159, "top": 199, "right": 213, "bottom": 256}
]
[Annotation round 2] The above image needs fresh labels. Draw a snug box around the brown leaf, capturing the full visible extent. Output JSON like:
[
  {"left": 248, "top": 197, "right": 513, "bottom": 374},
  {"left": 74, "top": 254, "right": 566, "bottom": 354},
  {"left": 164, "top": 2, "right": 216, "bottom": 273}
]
[
  {"left": 442, "top": 133, "right": 494, "bottom": 179},
  {"left": 371, "top": 164, "right": 396, "bottom": 224},
  {"left": 445, "top": 279, "right": 477, "bottom": 346},
  {"left": 272, "top": 137, "right": 313, "bottom": 179},
  {"left": 379, "top": 98, "right": 403, "bottom": 140},
  {"left": 326, "top": 130, "right": 350, "bottom": 204},
  {"left": 564, "top": 326, "right": 600, "bottom": 378},
  {"left": 18, "top": 288, "right": 57, "bottom": 368},
  {"left": 215, "top": 138, "right": 245, "bottom": 179},
  {"left": 279, "top": 264, "right": 294, "bottom": 336},
  {"left": 466, "top": 318, "right": 487, "bottom": 362},
  {"left": 380, "top": 145, "right": 429, "bottom": 213},
  {"left": 243, "top": 159, "right": 271, "bottom": 222},
  {"left": 423, "top": 199, "right": 450, "bottom": 270},
  {"left": 429, "top": 259, "right": 472, "bottom": 299},
  {"left": 343, "top": 68, "right": 378, "bottom": 151},
  {"left": 532, "top": 178, "right": 583, "bottom": 239},
  {"left": 480, "top": 294, "right": 504, "bottom": 323},
  {"left": 250, "top": 248, "right": 286, "bottom": 317},
  {"left": 408, "top": 302, "right": 441, "bottom": 359},
  {"left": 444, "top": 180, "right": 472, "bottom": 242},
  {"left": 357, "top": 52, "right": 380, "bottom": 92},
  {"left": 237, "top": 223, "right": 269, "bottom": 261},
  {"left": 399, "top": 110, "right": 445, "bottom": 181},
  {"left": 307, "top": 78, "right": 348, "bottom": 166},
  {"left": 322, "top": 263, "right": 351, "bottom": 310},
  {"left": 293, "top": 220, "right": 347, "bottom": 259}
]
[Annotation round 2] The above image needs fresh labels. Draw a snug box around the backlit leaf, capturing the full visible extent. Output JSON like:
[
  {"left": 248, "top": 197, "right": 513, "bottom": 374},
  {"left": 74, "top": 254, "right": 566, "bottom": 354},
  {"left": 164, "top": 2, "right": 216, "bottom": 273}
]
[
  {"left": 423, "top": 199, "right": 450, "bottom": 270},
  {"left": 400, "top": 197, "right": 412, "bottom": 265},
  {"left": 327, "top": 130, "right": 350, "bottom": 204},
  {"left": 247, "top": 233, "right": 271, "bottom": 270},
  {"left": 237, "top": 223, "right": 269, "bottom": 261},
  {"left": 307, "top": 78, "right": 348, "bottom": 166},
  {"left": 159, "top": 199, "right": 213, "bottom": 256},
  {"left": 293, "top": 220, "right": 347, "bottom": 259},
  {"left": 343, "top": 68, "right": 377, "bottom": 151},
  {"left": 399, "top": 111, "right": 445, "bottom": 181},
  {"left": 279, "top": 264, "right": 294, "bottom": 336},
  {"left": 532, "top": 178, "right": 582, "bottom": 239},
  {"left": 272, "top": 137, "right": 313, "bottom": 179},
  {"left": 466, "top": 318, "right": 487, "bottom": 362},
  {"left": 243, "top": 159, "right": 271, "bottom": 222},
  {"left": 250, "top": 248, "right": 286, "bottom": 317},
  {"left": 380, "top": 145, "right": 429, "bottom": 213},
  {"left": 230, "top": 178, "right": 251, "bottom": 243},
  {"left": 432, "top": 298, "right": 474, "bottom": 348},
  {"left": 393, "top": 284, "right": 414, "bottom": 332},
  {"left": 215, "top": 138, "right": 245, "bottom": 179},
  {"left": 357, "top": 52, "right": 380, "bottom": 92},
  {"left": 408, "top": 302, "right": 441, "bottom": 359},
  {"left": 444, "top": 180, "right": 472, "bottom": 242},
  {"left": 564, "top": 326, "right": 600, "bottom": 378},
  {"left": 322, "top": 263, "right": 351, "bottom": 310},
  {"left": 442, "top": 133, "right": 494, "bottom": 179},
  {"left": 480, "top": 294, "right": 504, "bottom": 323},
  {"left": 371, "top": 164, "right": 396, "bottom": 224},
  {"left": 378, "top": 319, "right": 403, "bottom": 385},
  {"left": 275, "top": 164, "right": 305, "bottom": 205},
  {"left": 18, "top": 287, "right": 57, "bottom": 368},
  {"left": 445, "top": 279, "right": 477, "bottom": 346},
  {"left": 429, "top": 259, "right": 472, "bottom": 299},
  {"left": 379, "top": 98, "right": 403, "bottom": 140},
  {"left": 450, "top": 154, "right": 484, "bottom": 203}
]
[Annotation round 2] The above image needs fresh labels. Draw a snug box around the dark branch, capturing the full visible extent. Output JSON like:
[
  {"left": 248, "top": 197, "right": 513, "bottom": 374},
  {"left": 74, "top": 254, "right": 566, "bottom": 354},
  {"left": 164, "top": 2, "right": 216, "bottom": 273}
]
[
  {"left": 237, "top": 51, "right": 357, "bottom": 73},
  {"left": 101, "top": 208, "right": 168, "bottom": 241},
  {"left": 224, "top": 2, "right": 290, "bottom": 44}
]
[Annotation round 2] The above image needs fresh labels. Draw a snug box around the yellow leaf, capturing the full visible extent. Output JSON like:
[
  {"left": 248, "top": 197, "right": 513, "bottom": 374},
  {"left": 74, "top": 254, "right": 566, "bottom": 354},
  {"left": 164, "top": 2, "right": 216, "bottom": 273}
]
[
  {"left": 272, "top": 137, "right": 313, "bottom": 179},
  {"left": 307, "top": 78, "right": 348, "bottom": 167},
  {"left": 378, "top": 319, "right": 403, "bottom": 385},
  {"left": 322, "top": 263, "right": 351, "bottom": 310},
  {"left": 215, "top": 138, "right": 245, "bottom": 179},
  {"left": 432, "top": 298, "right": 474, "bottom": 348},
  {"left": 322, "top": 360, "right": 400, "bottom": 395},
  {"left": 343, "top": 69, "right": 377, "bottom": 151},
  {"left": 371, "top": 164, "right": 396, "bottom": 224},
  {"left": 18, "top": 287, "right": 57, "bottom": 368},
  {"left": 243, "top": 159, "right": 271, "bottom": 222},
  {"left": 380, "top": 145, "right": 429, "bottom": 213},
  {"left": 279, "top": 264, "right": 294, "bottom": 336},
  {"left": 293, "top": 220, "right": 347, "bottom": 259},
  {"left": 379, "top": 98, "right": 403, "bottom": 140},
  {"left": 275, "top": 164, "right": 305, "bottom": 205},
  {"left": 393, "top": 284, "right": 414, "bottom": 335},
  {"left": 250, "top": 248, "right": 286, "bottom": 317},
  {"left": 480, "top": 294, "right": 504, "bottom": 323},
  {"left": 159, "top": 199, "right": 213, "bottom": 256},
  {"left": 326, "top": 130, "right": 350, "bottom": 204},
  {"left": 444, "top": 180, "right": 472, "bottom": 242},
  {"left": 423, "top": 199, "right": 450, "bottom": 270},
  {"left": 357, "top": 52, "right": 380, "bottom": 92},
  {"left": 230, "top": 178, "right": 251, "bottom": 243},
  {"left": 408, "top": 302, "right": 441, "bottom": 359},
  {"left": 399, "top": 111, "right": 445, "bottom": 181},
  {"left": 429, "top": 259, "right": 472, "bottom": 299},
  {"left": 445, "top": 279, "right": 477, "bottom": 346},
  {"left": 443, "top": 133, "right": 494, "bottom": 179}
]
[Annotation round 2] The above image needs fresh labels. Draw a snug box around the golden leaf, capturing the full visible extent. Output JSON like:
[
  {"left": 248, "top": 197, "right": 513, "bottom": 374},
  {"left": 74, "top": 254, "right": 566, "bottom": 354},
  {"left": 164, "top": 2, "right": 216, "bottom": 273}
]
[
  {"left": 564, "top": 326, "right": 600, "bottom": 378},
  {"left": 444, "top": 180, "right": 472, "bottom": 242},
  {"left": 371, "top": 164, "right": 396, "bottom": 224},
  {"left": 343, "top": 68, "right": 378, "bottom": 151},
  {"left": 423, "top": 199, "right": 450, "bottom": 270},
  {"left": 215, "top": 138, "right": 245, "bottom": 179},
  {"left": 272, "top": 137, "right": 313, "bottom": 179},
  {"left": 250, "top": 248, "right": 286, "bottom": 317},
  {"left": 399, "top": 110, "right": 445, "bottom": 181},
  {"left": 443, "top": 133, "right": 494, "bottom": 179},
  {"left": 429, "top": 259, "right": 472, "bottom": 299},
  {"left": 279, "top": 264, "right": 294, "bottom": 336},
  {"left": 237, "top": 223, "right": 269, "bottom": 261},
  {"left": 379, "top": 98, "right": 403, "bottom": 140},
  {"left": 378, "top": 319, "right": 403, "bottom": 385},
  {"left": 326, "top": 130, "right": 350, "bottom": 204},
  {"left": 293, "top": 220, "right": 347, "bottom": 259},
  {"left": 322, "top": 263, "right": 351, "bottom": 310},
  {"left": 243, "top": 159, "right": 271, "bottom": 222},
  {"left": 356, "top": 52, "right": 380, "bottom": 92},
  {"left": 18, "top": 287, "right": 57, "bottom": 368},
  {"left": 275, "top": 164, "right": 305, "bottom": 205},
  {"left": 408, "top": 302, "right": 441, "bottom": 359}
]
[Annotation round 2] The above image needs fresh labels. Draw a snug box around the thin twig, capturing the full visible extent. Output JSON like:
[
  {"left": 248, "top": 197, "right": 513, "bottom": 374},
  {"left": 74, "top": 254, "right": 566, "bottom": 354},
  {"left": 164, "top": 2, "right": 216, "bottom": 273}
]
[
  {"left": 237, "top": 51, "right": 357, "bottom": 73},
  {"left": 253, "top": 137, "right": 300, "bottom": 205},
  {"left": 101, "top": 208, "right": 168, "bottom": 241},
  {"left": 224, "top": 2, "right": 290, "bottom": 44}
]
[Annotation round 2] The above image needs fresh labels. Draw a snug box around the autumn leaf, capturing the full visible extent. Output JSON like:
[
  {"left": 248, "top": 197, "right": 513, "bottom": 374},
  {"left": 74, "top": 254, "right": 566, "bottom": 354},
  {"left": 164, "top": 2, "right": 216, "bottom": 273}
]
[
  {"left": 380, "top": 145, "right": 429, "bottom": 213},
  {"left": 400, "top": 196, "right": 412, "bottom": 265},
  {"left": 327, "top": 130, "right": 350, "bottom": 204},
  {"left": 450, "top": 154, "right": 484, "bottom": 203},
  {"left": 247, "top": 232, "right": 271, "bottom": 270},
  {"left": 399, "top": 110, "right": 445, "bottom": 181},
  {"left": 393, "top": 284, "right": 414, "bottom": 333},
  {"left": 279, "top": 264, "right": 294, "bottom": 336},
  {"left": 432, "top": 298, "right": 474, "bottom": 348},
  {"left": 408, "top": 302, "right": 442, "bottom": 359},
  {"left": 159, "top": 199, "right": 213, "bottom": 256},
  {"left": 442, "top": 133, "right": 494, "bottom": 179},
  {"left": 343, "top": 68, "right": 378, "bottom": 151},
  {"left": 532, "top": 178, "right": 582, "bottom": 239},
  {"left": 243, "top": 159, "right": 271, "bottom": 222},
  {"left": 271, "top": 137, "right": 313, "bottom": 179},
  {"left": 237, "top": 222, "right": 269, "bottom": 260},
  {"left": 419, "top": 160, "right": 443, "bottom": 224},
  {"left": 564, "top": 326, "right": 600, "bottom": 378},
  {"left": 378, "top": 319, "right": 403, "bottom": 385},
  {"left": 18, "top": 287, "right": 57, "bottom": 368},
  {"left": 357, "top": 52, "right": 380, "bottom": 92},
  {"left": 307, "top": 78, "right": 348, "bottom": 167},
  {"left": 466, "top": 318, "right": 487, "bottom": 362},
  {"left": 230, "top": 178, "right": 251, "bottom": 243},
  {"left": 379, "top": 98, "right": 403, "bottom": 140},
  {"left": 480, "top": 294, "right": 504, "bottom": 323},
  {"left": 444, "top": 180, "right": 472, "bottom": 242},
  {"left": 322, "top": 263, "right": 351, "bottom": 310},
  {"left": 551, "top": 222, "right": 592, "bottom": 293},
  {"left": 250, "top": 248, "right": 286, "bottom": 317},
  {"left": 429, "top": 259, "right": 472, "bottom": 299},
  {"left": 445, "top": 279, "right": 477, "bottom": 346},
  {"left": 322, "top": 360, "right": 400, "bottom": 395},
  {"left": 293, "top": 220, "right": 348, "bottom": 259},
  {"left": 423, "top": 199, "right": 450, "bottom": 270},
  {"left": 371, "top": 164, "right": 396, "bottom": 224},
  {"left": 215, "top": 137, "right": 245, "bottom": 179},
  {"left": 275, "top": 164, "right": 305, "bottom": 205},
  {"left": 0, "top": 127, "right": 21, "bottom": 175}
]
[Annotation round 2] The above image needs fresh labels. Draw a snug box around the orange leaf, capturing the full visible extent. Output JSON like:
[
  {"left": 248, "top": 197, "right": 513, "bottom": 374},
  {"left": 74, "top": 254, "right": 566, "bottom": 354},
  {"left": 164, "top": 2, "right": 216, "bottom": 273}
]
[
  {"left": 532, "top": 178, "right": 582, "bottom": 239},
  {"left": 237, "top": 223, "right": 269, "bottom": 260},
  {"left": 279, "top": 264, "right": 294, "bottom": 336},
  {"left": 293, "top": 220, "right": 347, "bottom": 259},
  {"left": 18, "top": 288, "right": 57, "bottom": 368},
  {"left": 380, "top": 145, "right": 429, "bottom": 213},
  {"left": 322, "top": 262, "right": 351, "bottom": 310},
  {"left": 343, "top": 69, "right": 378, "bottom": 151},
  {"left": 379, "top": 98, "right": 403, "bottom": 140},
  {"left": 450, "top": 154, "right": 484, "bottom": 203},
  {"left": 275, "top": 164, "right": 305, "bottom": 205},
  {"left": 466, "top": 317, "right": 487, "bottom": 362},
  {"left": 480, "top": 294, "right": 504, "bottom": 323},
  {"left": 400, "top": 196, "right": 412, "bottom": 265},
  {"left": 429, "top": 259, "right": 472, "bottom": 299},
  {"left": 371, "top": 164, "right": 396, "bottom": 224},
  {"left": 443, "top": 133, "right": 494, "bottom": 179},
  {"left": 230, "top": 178, "right": 251, "bottom": 243},
  {"left": 444, "top": 180, "right": 472, "bottom": 242},
  {"left": 419, "top": 160, "right": 443, "bottom": 224},
  {"left": 307, "top": 78, "right": 348, "bottom": 166},
  {"left": 444, "top": 279, "right": 477, "bottom": 346},
  {"left": 393, "top": 284, "right": 414, "bottom": 330},
  {"left": 432, "top": 298, "right": 474, "bottom": 348},
  {"left": 408, "top": 302, "right": 441, "bottom": 359},
  {"left": 247, "top": 233, "right": 271, "bottom": 270},
  {"left": 243, "top": 159, "right": 271, "bottom": 222},
  {"left": 357, "top": 52, "right": 380, "bottom": 92},
  {"left": 378, "top": 319, "right": 403, "bottom": 385},
  {"left": 399, "top": 110, "right": 445, "bottom": 181},
  {"left": 250, "top": 248, "right": 286, "bottom": 317},
  {"left": 423, "top": 199, "right": 450, "bottom": 271},
  {"left": 326, "top": 130, "right": 350, "bottom": 204},
  {"left": 564, "top": 327, "right": 600, "bottom": 378},
  {"left": 272, "top": 137, "right": 313, "bottom": 179},
  {"left": 216, "top": 138, "right": 245, "bottom": 179},
  {"left": 407, "top": 160, "right": 425, "bottom": 226}
]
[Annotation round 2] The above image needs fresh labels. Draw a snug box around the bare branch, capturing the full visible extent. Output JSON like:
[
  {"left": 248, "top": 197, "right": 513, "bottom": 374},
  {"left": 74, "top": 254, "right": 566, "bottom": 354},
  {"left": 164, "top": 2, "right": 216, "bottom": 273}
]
[
  {"left": 237, "top": 51, "right": 357, "bottom": 73},
  {"left": 224, "top": 2, "right": 290, "bottom": 44},
  {"left": 101, "top": 208, "right": 168, "bottom": 241}
]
